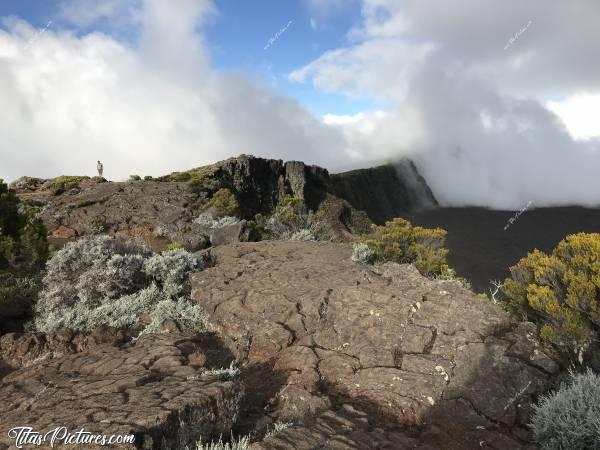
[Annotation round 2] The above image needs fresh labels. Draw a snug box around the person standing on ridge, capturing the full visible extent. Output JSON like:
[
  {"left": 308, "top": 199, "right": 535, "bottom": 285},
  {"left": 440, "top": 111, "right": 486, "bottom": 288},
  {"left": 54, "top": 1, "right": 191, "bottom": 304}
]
[{"left": 97, "top": 160, "right": 104, "bottom": 178}]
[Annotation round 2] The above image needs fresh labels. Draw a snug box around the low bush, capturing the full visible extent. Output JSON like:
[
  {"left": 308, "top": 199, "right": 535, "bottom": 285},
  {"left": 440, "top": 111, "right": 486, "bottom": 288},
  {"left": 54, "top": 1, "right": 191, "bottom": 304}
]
[
  {"left": 0, "top": 179, "right": 48, "bottom": 271},
  {"left": 356, "top": 218, "right": 449, "bottom": 277},
  {"left": 203, "top": 188, "right": 240, "bottom": 218},
  {"left": 0, "top": 272, "right": 42, "bottom": 322},
  {"left": 435, "top": 264, "right": 472, "bottom": 290},
  {"left": 351, "top": 243, "right": 375, "bottom": 264},
  {"left": 161, "top": 242, "right": 183, "bottom": 252},
  {"left": 130, "top": 175, "right": 141, "bottom": 181},
  {"left": 253, "top": 195, "right": 327, "bottom": 241},
  {"left": 502, "top": 233, "right": 600, "bottom": 361},
  {"left": 530, "top": 369, "right": 600, "bottom": 449},
  {"left": 194, "top": 213, "right": 240, "bottom": 229},
  {"left": 34, "top": 235, "right": 206, "bottom": 335},
  {"left": 187, "top": 175, "right": 217, "bottom": 194},
  {"left": 47, "top": 176, "right": 89, "bottom": 195},
  {"left": 0, "top": 179, "right": 48, "bottom": 325},
  {"left": 144, "top": 175, "right": 153, "bottom": 181}
]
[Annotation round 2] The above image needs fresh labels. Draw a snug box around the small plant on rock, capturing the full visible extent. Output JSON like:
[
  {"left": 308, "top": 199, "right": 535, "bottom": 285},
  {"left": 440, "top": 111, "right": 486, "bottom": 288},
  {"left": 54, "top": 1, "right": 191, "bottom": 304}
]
[
  {"left": 351, "top": 243, "right": 375, "bottom": 264},
  {"left": 265, "top": 421, "right": 293, "bottom": 438},
  {"left": 530, "top": 369, "right": 600, "bottom": 449},
  {"left": 187, "top": 434, "right": 250, "bottom": 450},
  {"left": 435, "top": 264, "right": 472, "bottom": 290}
]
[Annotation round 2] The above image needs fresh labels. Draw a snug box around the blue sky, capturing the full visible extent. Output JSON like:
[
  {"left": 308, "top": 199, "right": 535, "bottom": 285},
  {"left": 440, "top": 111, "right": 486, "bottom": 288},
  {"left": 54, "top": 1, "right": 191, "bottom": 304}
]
[{"left": 0, "top": 0, "right": 378, "bottom": 116}]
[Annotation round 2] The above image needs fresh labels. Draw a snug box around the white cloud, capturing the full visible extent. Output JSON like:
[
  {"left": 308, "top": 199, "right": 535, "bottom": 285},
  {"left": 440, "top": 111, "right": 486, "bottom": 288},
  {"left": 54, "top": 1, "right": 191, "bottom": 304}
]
[
  {"left": 2, "top": 0, "right": 600, "bottom": 210},
  {"left": 58, "top": 0, "right": 141, "bottom": 28},
  {"left": 547, "top": 94, "right": 600, "bottom": 140},
  {"left": 0, "top": 0, "right": 350, "bottom": 182},
  {"left": 292, "top": 0, "right": 600, "bottom": 209}
]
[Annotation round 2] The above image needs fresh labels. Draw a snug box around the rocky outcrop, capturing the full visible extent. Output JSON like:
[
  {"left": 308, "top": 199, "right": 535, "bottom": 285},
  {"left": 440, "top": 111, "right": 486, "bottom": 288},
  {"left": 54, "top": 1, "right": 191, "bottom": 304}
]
[
  {"left": 192, "top": 241, "right": 557, "bottom": 449},
  {"left": 330, "top": 160, "right": 437, "bottom": 224},
  {"left": 14, "top": 156, "right": 436, "bottom": 249},
  {"left": 0, "top": 333, "right": 243, "bottom": 450}
]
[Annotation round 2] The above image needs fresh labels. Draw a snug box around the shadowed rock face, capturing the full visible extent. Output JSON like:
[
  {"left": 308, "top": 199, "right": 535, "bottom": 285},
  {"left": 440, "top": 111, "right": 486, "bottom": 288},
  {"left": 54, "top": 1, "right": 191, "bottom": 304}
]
[
  {"left": 0, "top": 334, "right": 243, "bottom": 450},
  {"left": 331, "top": 160, "right": 438, "bottom": 224},
  {"left": 192, "top": 241, "right": 556, "bottom": 449}
]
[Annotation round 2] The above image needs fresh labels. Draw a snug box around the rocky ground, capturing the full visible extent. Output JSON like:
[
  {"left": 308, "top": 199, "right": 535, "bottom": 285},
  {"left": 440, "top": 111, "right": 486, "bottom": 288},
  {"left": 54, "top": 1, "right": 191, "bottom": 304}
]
[{"left": 0, "top": 241, "right": 558, "bottom": 449}]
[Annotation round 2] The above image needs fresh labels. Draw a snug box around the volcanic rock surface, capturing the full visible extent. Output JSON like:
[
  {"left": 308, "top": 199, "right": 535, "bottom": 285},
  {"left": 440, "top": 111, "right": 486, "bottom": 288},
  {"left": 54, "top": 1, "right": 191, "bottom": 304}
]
[
  {"left": 192, "top": 241, "right": 557, "bottom": 449},
  {"left": 0, "top": 334, "right": 243, "bottom": 450}
]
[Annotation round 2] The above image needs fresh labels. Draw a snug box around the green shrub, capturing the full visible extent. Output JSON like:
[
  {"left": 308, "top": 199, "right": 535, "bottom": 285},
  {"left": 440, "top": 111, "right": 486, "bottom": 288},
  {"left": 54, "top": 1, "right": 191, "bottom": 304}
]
[
  {"left": 161, "top": 242, "right": 183, "bottom": 252},
  {"left": 203, "top": 188, "right": 240, "bottom": 218},
  {"left": 187, "top": 175, "right": 216, "bottom": 194},
  {"left": 130, "top": 175, "right": 141, "bottom": 181},
  {"left": 531, "top": 369, "right": 600, "bottom": 449},
  {"left": 357, "top": 218, "right": 448, "bottom": 277},
  {"left": 503, "top": 233, "right": 600, "bottom": 360},
  {"left": 144, "top": 175, "right": 153, "bottom": 181},
  {"left": 0, "top": 179, "right": 48, "bottom": 271},
  {"left": 0, "top": 272, "right": 42, "bottom": 321},
  {"left": 48, "top": 176, "right": 89, "bottom": 195},
  {"left": 170, "top": 172, "right": 192, "bottom": 182}
]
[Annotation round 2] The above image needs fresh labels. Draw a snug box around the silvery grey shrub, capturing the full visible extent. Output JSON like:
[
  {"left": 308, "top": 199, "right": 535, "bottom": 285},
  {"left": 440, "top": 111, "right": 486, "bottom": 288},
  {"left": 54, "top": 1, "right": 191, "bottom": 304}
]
[
  {"left": 531, "top": 369, "right": 600, "bottom": 450},
  {"left": 290, "top": 229, "right": 315, "bottom": 241},
  {"left": 143, "top": 249, "right": 201, "bottom": 297},
  {"left": 351, "top": 243, "right": 375, "bottom": 264},
  {"left": 34, "top": 236, "right": 206, "bottom": 335},
  {"left": 141, "top": 298, "right": 208, "bottom": 335},
  {"left": 194, "top": 212, "right": 240, "bottom": 229},
  {"left": 256, "top": 202, "right": 329, "bottom": 241}
]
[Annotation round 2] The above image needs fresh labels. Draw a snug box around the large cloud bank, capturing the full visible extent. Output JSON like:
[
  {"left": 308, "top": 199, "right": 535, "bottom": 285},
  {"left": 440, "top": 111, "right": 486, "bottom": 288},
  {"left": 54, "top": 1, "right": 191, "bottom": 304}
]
[
  {"left": 293, "top": 0, "right": 600, "bottom": 208},
  {"left": 1, "top": 0, "right": 599, "bottom": 209}
]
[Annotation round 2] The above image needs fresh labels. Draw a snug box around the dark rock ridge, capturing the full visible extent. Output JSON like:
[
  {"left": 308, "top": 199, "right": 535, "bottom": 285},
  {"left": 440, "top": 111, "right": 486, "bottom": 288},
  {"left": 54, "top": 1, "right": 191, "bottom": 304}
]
[
  {"left": 192, "top": 241, "right": 557, "bottom": 449},
  {"left": 12, "top": 155, "right": 436, "bottom": 250},
  {"left": 331, "top": 160, "right": 437, "bottom": 224}
]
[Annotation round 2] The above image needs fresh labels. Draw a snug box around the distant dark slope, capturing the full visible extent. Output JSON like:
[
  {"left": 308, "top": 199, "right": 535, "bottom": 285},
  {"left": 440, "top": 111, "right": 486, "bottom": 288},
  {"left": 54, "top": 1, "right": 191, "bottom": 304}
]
[
  {"left": 408, "top": 207, "right": 600, "bottom": 293},
  {"left": 331, "top": 160, "right": 437, "bottom": 224}
]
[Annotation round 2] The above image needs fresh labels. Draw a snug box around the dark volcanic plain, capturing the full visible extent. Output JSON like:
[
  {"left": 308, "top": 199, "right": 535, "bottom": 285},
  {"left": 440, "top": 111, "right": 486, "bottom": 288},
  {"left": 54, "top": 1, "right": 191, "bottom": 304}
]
[{"left": 409, "top": 206, "right": 600, "bottom": 293}]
